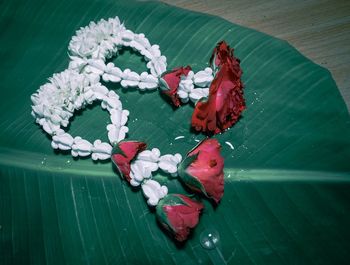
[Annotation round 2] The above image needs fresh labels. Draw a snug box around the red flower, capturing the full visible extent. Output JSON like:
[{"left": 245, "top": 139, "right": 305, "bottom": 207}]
[
  {"left": 192, "top": 41, "right": 245, "bottom": 134},
  {"left": 159, "top": 66, "right": 192, "bottom": 107},
  {"left": 210, "top": 41, "right": 236, "bottom": 70},
  {"left": 178, "top": 138, "right": 224, "bottom": 203},
  {"left": 111, "top": 141, "right": 147, "bottom": 183},
  {"left": 156, "top": 194, "right": 204, "bottom": 242}
]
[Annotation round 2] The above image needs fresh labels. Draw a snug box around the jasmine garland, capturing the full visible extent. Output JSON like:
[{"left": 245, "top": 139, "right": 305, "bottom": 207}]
[{"left": 31, "top": 16, "right": 245, "bottom": 242}]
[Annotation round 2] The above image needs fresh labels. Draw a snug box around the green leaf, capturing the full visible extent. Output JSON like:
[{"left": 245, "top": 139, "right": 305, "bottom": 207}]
[
  {"left": 0, "top": 0, "right": 350, "bottom": 265},
  {"left": 178, "top": 153, "right": 198, "bottom": 174}
]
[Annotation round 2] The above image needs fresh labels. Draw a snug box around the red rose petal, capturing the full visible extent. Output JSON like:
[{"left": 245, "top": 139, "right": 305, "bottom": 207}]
[
  {"left": 111, "top": 141, "right": 147, "bottom": 182},
  {"left": 192, "top": 41, "right": 245, "bottom": 134},
  {"left": 160, "top": 66, "right": 191, "bottom": 107},
  {"left": 156, "top": 194, "right": 203, "bottom": 242},
  {"left": 186, "top": 139, "right": 224, "bottom": 203}
]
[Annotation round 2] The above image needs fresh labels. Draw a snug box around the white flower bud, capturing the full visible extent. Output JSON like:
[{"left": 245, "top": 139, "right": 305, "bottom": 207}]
[
  {"left": 141, "top": 179, "right": 168, "bottom": 206},
  {"left": 72, "top": 137, "right": 92, "bottom": 157},
  {"left": 158, "top": 154, "right": 182, "bottom": 174},
  {"left": 52, "top": 131, "right": 74, "bottom": 150},
  {"left": 193, "top": 67, "right": 214, "bottom": 87},
  {"left": 91, "top": 140, "right": 112, "bottom": 160},
  {"left": 189, "top": 88, "right": 209, "bottom": 103}
]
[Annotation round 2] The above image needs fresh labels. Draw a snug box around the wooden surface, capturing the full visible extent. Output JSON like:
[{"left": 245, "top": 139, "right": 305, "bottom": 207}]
[{"left": 160, "top": 0, "right": 350, "bottom": 111}]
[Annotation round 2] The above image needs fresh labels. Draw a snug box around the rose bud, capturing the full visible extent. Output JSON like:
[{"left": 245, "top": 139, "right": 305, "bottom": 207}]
[
  {"left": 192, "top": 41, "right": 245, "bottom": 134},
  {"left": 159, "top": 66, "right": 192, "bottom": 107},
  {"left": 156, "top": 194, "right": 204, "bottom": 242},
  {"left": 111, "top": 141, "right": 147, "bottom": 183},
  {"left": 178, "top": 138, "right": 224, "bottom": 203}
]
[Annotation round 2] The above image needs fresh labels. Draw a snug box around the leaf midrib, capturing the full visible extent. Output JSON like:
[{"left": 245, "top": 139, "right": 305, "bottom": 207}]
[{"left": 1, "top": 147, "right": 349, "bottom": 182}]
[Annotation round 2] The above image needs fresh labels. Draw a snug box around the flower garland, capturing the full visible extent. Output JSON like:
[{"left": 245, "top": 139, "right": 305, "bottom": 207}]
[{"left": 31, "top": 16, "right": 245, "bottom": 242}]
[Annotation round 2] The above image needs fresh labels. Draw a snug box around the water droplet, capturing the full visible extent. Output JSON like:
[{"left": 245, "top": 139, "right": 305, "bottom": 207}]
[
  {"left": 40, "top": 157, "right": 47, "bottom": 166},
  {"left": 225, "top": 141, "right": 234, "bottom": 150},
  {"left": 66, "top": 160, "right": 71, "bottom": 165},
  {"left": 200, "top": 229, "right": 220, "bottom": 250}
]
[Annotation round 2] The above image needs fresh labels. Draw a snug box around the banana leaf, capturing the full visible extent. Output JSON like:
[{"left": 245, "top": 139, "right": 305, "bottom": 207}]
[{"left": 1, "top": 0, "right": 350, "bottom": 264}]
